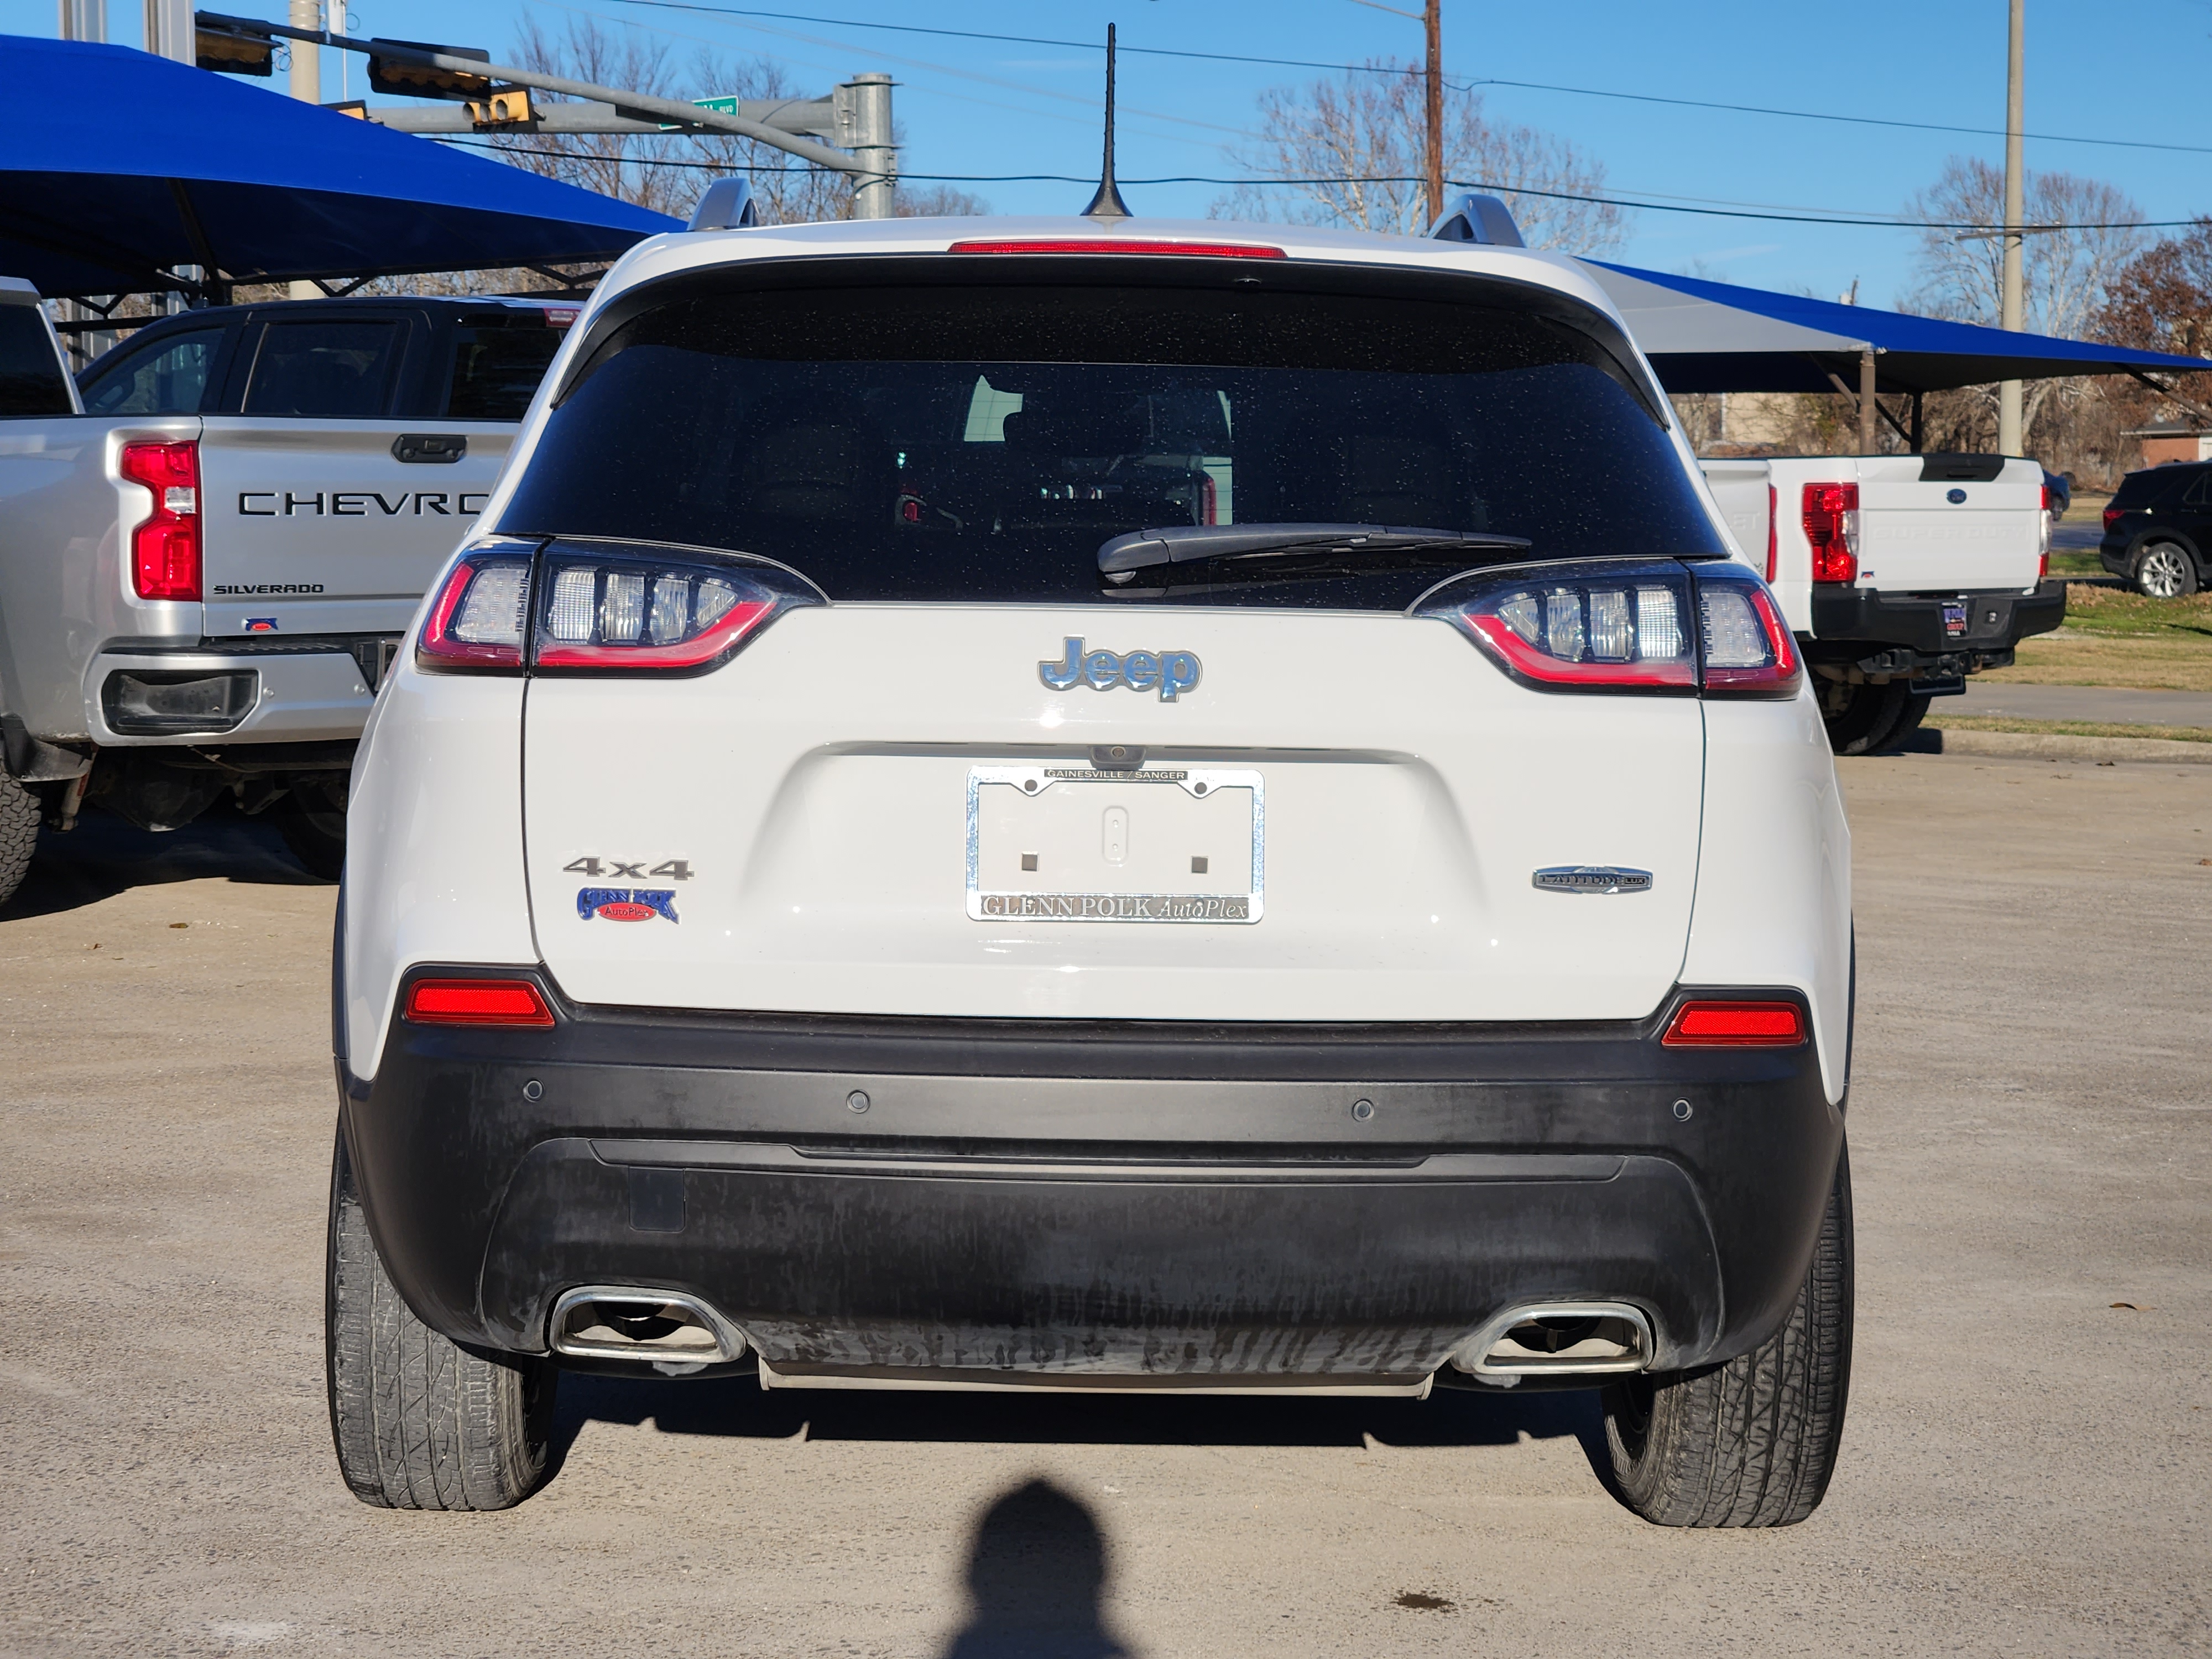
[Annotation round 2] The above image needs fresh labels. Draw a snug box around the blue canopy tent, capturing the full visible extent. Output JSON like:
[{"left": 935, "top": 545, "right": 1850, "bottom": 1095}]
[
  {"left": 1582, "top": 260, "right": 2212, "bottom": 398},
  {"left": 0, "top": 34, "right": 680, "bottom": 302}
]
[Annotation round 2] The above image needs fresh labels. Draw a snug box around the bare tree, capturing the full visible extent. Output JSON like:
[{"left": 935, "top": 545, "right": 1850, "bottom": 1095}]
[
  {"left": 1214, "top": 62, "right": 1623, "bottom": 253},
  {"left": 1904, "top": 156, "right": 2144, "bottom": 444},
  {"left": 495, "top": 15, "right": 854, "bottom": 226}
]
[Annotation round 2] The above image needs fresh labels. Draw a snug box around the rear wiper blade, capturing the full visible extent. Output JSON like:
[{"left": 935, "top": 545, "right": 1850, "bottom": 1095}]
[{"left": 1098, "top": 523, "right": 1531, "bottom": 576}]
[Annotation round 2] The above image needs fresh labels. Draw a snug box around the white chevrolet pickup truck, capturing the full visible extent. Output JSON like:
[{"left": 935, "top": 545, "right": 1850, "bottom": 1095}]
[
  {"left": 0, "top": 283, "right": 575, "bottom": 904},
  {"left": 1699, "top": 452, "right": 2065, "bottom": 752}
]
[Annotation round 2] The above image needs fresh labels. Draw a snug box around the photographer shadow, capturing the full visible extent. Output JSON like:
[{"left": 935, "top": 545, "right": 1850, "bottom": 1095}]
[{"left": 938, "top": 1478, "right": 1129, "bottom": 1659}]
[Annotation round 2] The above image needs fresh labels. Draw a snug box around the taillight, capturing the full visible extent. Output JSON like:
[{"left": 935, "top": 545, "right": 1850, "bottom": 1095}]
[
  {"left": 1417, "top": 560, "right": 1800, "bottom": 700},
  {"left": 1662, "top": 999, "right": 1806, "bottom": 1046},
  {"left": 1801, "top": 482, "right": 1858, "bottom": 583},
  {"left": 2102, "top": 505, "right": 2123, "bottom": 531},
  {"left": 1693, "top": 565, "right": 1802, "bottom": 698},
  {"left": 417, "top": 550, "right": 533, "bottom": 672},
  {"left": 533, "top": 547, "right": 818, "bottom": 673},
  {"left": 1765, "top": 483, "right": 1777, "bottom": 583},
  {"left": 947, "top": 239, "right": 1285, "bottom": 258},
  {"left": 415, "top": 543, "right": 821, "bottom": 676},
  {"left": 403, "top": 978, "right": 555, "bottom": 1027},
  {"left": 119, "top": 439, "right": 201, "bottom": 601},
  {"left": 2037, "top": 487, "right": 2052, "bottom": 577}
]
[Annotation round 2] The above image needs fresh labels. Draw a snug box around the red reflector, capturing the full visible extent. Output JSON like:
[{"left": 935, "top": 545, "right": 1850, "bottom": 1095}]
[
  {"left": 1764, "top": 483, "right": 1778, "bottom": 583},
  {"left": 1662, "top": 1000, "right": 1806, "bottom": 1046},
  {"left": 947, "top": 238, "right": 1286, "bottom": 259},
  {"left": 119, "top": 439, "right": 201, "bottom": 601},
  {"left": 404, "top": 978, "right": 554, "bottom": 1027}
]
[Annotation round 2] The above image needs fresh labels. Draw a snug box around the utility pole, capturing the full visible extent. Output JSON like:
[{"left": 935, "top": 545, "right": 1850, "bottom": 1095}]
[
  {"left": 1350, "top": 0, "right": 1444, "bottom": 225},
  {"left": 1423, "top": 0, "right": 1444, "bottom": 227},
  {"left": 287, "top": 0, "right": 322, "bottom": 298},
  {"left": 1998, "top": 0, "right": 2025, "bottom": 454}
]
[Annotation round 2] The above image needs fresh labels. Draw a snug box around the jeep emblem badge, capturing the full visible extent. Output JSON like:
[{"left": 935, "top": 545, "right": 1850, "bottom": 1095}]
[{"left": 1039, "top": 637, "right": 1202, "bottom": 702}]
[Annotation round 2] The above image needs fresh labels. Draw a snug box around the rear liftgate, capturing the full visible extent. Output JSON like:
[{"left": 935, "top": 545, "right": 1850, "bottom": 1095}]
[{"left": 420, "top": 540, "right": 1799, "bottom": 1386}]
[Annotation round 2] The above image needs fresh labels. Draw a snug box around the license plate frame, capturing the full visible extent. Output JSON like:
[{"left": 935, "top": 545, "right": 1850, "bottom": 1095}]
[{"left": 965, "top": 763, "right": 1266, "bottom": 924}]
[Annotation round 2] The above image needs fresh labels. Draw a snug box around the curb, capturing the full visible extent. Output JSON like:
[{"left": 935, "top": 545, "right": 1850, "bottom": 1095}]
[{"left": 1922, "top": 728, "right": 2212, "bottom": 765}]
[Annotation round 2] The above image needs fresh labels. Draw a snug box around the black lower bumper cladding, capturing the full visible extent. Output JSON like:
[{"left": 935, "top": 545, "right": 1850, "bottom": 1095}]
[{"left": 339, "top": 968, "right": 1845, "bottom": 1383}]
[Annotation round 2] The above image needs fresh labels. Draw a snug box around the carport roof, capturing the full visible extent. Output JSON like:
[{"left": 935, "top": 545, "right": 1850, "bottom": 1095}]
[
  {"left": 0, "top": 34, "right": 680, "bottom": 300},
  {"left": 1580, "top": 260, "right": 2212, "bottom": 395}
]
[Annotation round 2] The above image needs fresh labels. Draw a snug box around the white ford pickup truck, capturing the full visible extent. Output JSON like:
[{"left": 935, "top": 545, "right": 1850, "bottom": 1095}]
[
  {"left": 1698, "top": 453, "right": 2065, "bottom": 752},
  {"left": 0, "top": 284, "right": 575, "bottom": 903}
]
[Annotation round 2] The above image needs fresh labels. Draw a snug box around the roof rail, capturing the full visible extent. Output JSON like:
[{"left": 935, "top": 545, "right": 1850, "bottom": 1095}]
[
  {"left": 1428, "top": 193, "right": 1525, "bottom": 248},
  {"left": 687, "top": 178, "right": 760, "bottom": 232}
]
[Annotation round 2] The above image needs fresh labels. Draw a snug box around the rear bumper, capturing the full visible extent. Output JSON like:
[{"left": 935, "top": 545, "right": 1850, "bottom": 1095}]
[
  {"left": 84, "top": 643, "right": 379, "bottom": 745},
  {"left": 1803, "top": 580, "right": 2065, "bottom": 663},
  {"left": 341, "top": 969, "right": 1846, "bottom": 1385}
]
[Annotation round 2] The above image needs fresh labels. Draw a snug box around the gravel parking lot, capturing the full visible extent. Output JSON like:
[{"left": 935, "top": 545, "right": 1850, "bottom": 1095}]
[{"left": 3, "top": 752, "right": 2207, "bottom": 1658}]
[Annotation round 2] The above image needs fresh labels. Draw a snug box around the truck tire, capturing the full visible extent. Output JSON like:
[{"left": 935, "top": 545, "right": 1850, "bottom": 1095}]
[
  {"left": 1883, "top": 691, "right": 1932, "bottom": 749},
  {"left": 2133, "top": 541, "right": 2199, "bottom": 599},
  {"left": 279, "top": 779, "right": 347, "bottom": 882},
  {"left": 1822, "top": 681, "right": 1911, "bottom": 755},
  {"left": 0, "top": 773, "right": 35, "bottom": 909},
  {"left": 1601, "top": 1145, "right": 1853, "bottom": 1527},
  {"left": 326, "top": 1129, "right": 558, "bottom": 1510}
]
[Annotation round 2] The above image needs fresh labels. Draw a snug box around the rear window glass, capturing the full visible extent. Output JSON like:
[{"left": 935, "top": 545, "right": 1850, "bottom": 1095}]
[
  {"left": 80, "top": 326, "right": 224, "bottom": 416},
  {"left": 500, "top": 280, "right": 1724, "bottom": 607},
  {"left": 243, "top": 319, "right": 402, "bottom": 418},
  {"left": 444, "top": 316, "right": 566, "bottom": 420},
  {"left": 0, "top": 305, "right": 74, "bottom": 416}
]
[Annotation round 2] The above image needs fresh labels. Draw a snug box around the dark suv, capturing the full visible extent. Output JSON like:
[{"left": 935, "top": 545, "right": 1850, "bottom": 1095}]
[{"left": 2101, "top": 462, "right": 2211, "bottom": 597}]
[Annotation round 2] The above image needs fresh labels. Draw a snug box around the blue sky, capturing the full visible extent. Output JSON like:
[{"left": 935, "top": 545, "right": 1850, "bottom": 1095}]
[{"left": 19, "top": 0, "right": 2212, "bottom": 310}]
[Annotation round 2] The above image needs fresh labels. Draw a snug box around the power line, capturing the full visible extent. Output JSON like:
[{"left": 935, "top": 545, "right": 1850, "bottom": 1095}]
[
  {"left": 598, "top": 0, "right": 2212, "bottom": 158},
  {"left": 435, "top": 138, "right": 2203, "bottom": 232}
]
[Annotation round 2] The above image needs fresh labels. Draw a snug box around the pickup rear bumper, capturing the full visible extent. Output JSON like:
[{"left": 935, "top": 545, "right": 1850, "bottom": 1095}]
[
  {"left": 339, "top": 968, "right": 1846, "bottom": 1386},
  {"left": 1803, "top": 580, "right": 2065, "bottom": 666},
  {"left": 84, "top": 644, "right": 379, "bottom": 745}
]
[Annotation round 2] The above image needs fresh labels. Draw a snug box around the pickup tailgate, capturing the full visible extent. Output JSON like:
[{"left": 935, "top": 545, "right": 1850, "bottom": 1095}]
[
  {"left": 1856, "top": 455, "right": 2042, "bottom": 592},
  {"left": 521, "top": 605, "right": 1705, "bottom": 1023},
  {"left": 195, "top": 418, "right": 513, "bottom": 637}
]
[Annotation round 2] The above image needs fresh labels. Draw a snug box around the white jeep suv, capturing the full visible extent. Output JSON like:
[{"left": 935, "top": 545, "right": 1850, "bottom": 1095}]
[{"left": 328, "top": 210, "right": 1854, "bottom": 1526}]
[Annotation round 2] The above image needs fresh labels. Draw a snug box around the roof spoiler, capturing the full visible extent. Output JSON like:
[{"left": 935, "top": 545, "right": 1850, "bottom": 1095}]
[
  {"left": 687, "top": 178, "right": 760, "bottom": 232},
  {"left": 1428, "top": 193, "right": 1525, "bottom": 248}
]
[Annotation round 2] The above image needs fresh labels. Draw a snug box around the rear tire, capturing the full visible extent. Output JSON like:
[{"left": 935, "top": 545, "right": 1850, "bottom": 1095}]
[
  {"left": 279, "top": 778, "right": 347, "bottom": 882},
  {"left": 2133, "top": 542, "right": 2199, "bottom": 598},
  {"left": 1822, "top": 681, "right": 1911, "bottom": 755},
  {"left": 326, "top": 1129, "right": 557, "bottom": 1510},
  {"left": 0, "top": 773, "right": 36, "bottom": 909},
  {"left": 1882, "top": 691, "right": 1932, "bottom": 750},
  {"left": 1601, "top": 1145, "right": 1853, "bottom": 1527}
]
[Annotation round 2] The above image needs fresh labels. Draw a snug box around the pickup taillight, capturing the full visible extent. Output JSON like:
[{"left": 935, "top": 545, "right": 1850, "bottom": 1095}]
[
  {"left": 1801, "top": 482, "right": 1858, "bottom": 583},
  {"left": 119, "top": 439, "right": 201, "bottom": 602}
]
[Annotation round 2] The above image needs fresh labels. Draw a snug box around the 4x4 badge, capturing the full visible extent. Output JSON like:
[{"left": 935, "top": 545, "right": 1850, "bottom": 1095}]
[{"left": 1039, "top": 637, "right": 1201, "bottom": 702}]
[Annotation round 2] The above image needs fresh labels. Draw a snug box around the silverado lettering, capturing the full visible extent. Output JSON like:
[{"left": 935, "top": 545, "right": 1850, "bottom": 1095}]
[{"left": 212, "top": 583, "right": 326, "bottom": 595}]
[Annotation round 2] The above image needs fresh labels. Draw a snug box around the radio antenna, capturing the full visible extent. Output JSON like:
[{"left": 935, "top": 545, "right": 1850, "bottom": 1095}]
[{"left": 1081, "top": 23, "right": 1131, "bottom": 220}]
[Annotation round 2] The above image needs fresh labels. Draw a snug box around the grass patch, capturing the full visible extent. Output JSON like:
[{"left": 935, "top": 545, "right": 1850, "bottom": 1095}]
[
  {"left": 1976, "top": 582, "right": 2212, "bottom": 690},
  {"left": 2050, "top": 583, "right": 2212, "bottom": 638},
  {"left": 2048, "top": 550, "right": 2105, "bottom": 577},
  {"left": 1933, "top": 715, "right": 2212, "bottom": 744}
]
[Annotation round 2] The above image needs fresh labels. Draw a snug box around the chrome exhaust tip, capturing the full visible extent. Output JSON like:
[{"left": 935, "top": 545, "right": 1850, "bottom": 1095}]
[
  {"left": 1452, "top": 1301, "right": 1653, "bottom": 1385},
  {"left": 548, "top": 1286, "right": 748, "bottom": 1376}
]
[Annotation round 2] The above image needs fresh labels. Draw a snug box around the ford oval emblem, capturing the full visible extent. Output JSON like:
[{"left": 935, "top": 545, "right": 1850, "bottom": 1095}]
[{"left": 1946, "top": 487, "right": 1967, "bottom": 504}]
